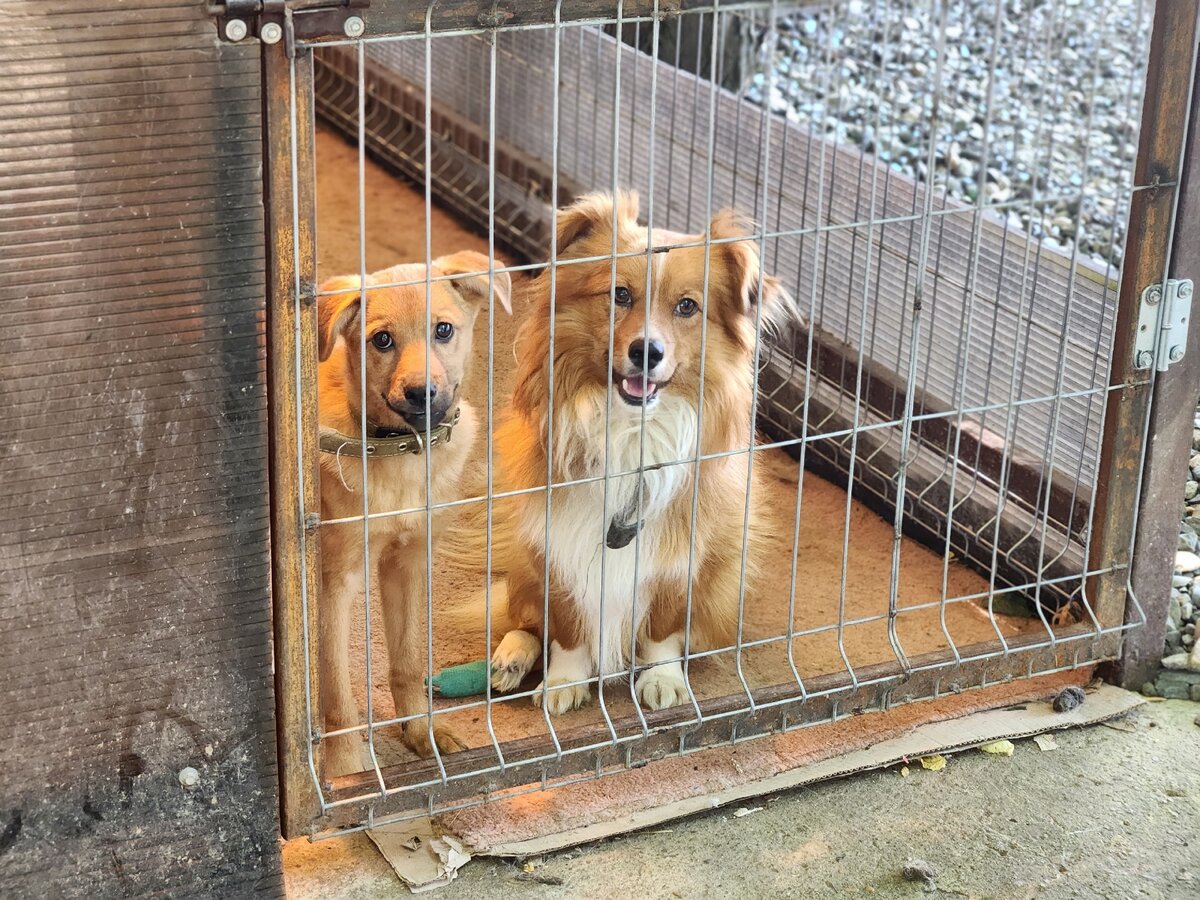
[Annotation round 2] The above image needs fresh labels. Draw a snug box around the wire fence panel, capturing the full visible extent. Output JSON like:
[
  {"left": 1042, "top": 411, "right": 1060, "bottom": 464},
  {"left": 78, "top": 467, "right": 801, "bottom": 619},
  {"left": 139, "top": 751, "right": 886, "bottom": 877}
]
[{"left": 259, "top": 0, "right": 1194, "bottom": 835}]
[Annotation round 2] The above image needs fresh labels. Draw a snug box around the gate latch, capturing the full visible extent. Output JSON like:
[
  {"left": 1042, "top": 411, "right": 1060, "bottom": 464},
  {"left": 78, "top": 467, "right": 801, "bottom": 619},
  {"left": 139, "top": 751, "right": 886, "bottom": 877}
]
[
  {"left": 1134, "top": 278, "right": 1192, "bottom": 372},
  {"left": 210, "top": 1, "right": 370, "bottom": 45}
]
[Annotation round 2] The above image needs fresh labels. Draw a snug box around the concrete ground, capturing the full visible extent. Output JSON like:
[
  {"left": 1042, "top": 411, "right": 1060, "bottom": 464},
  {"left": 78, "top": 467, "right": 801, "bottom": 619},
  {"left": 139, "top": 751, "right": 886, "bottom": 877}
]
[{"left": 284, "top": 699, "right": 1200, "bottom": 899}]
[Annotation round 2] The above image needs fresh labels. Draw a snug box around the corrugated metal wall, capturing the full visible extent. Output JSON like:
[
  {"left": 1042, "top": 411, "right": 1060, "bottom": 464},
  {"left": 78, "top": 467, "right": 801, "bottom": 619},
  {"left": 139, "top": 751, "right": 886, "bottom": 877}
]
[{"left": 0, "top": 2, "right": 279, "bottom": 894}]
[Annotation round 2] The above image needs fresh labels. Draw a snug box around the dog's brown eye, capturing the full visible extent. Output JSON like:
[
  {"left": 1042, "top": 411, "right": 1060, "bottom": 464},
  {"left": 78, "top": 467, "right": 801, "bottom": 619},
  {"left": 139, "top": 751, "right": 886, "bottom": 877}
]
[
  {"left": 675, "top": 297, "right": 699, "bottom": 318},
  {"left": 434, "top": 321, "right": 454, "bottom": 342},
  {"left": 371, "top": 331, "right": 394, "bottom": 350},
  {"left": 614, "top": 286, "right": 633, "bottom": 307}
]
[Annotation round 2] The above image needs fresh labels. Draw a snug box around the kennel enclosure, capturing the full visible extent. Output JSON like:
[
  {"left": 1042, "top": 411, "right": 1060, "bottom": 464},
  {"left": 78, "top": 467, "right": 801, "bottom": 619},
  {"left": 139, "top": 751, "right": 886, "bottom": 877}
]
[
  {"left": 1, "top": 0, "right": 1198, "bottom": 894},
  {"left": 257, "top": 0, "right": 1200, "bottom": 838}
]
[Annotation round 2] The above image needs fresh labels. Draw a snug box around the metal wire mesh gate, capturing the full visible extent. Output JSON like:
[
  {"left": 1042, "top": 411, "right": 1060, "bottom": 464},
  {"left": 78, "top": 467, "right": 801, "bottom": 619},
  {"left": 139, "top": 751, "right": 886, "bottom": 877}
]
[{"left": 258, "top": 0, "right": 1198, "bottom": 838}]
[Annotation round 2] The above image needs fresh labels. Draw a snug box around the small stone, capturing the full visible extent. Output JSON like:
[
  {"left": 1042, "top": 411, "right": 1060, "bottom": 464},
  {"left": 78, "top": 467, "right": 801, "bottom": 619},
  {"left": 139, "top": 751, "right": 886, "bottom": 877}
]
[
  {"left": 1183, "top": 601, "right": 1194, "bottom": 621},
  {"left": 1192, "top": 685, "right": 1200, "bottom": 703},
  {"left": 1052, "top": 685, "right": 1086, "bottom": 712},
  {"left": 1187, "top": 481, "right": 1199, "bottom": 501},
  {"left": 1141, "top": 681, "right": 1160, "bottom": 697},
  {"left": 1156, "top": 671, "right": 1200, "bottom": 699},
  {"left": 1169, "top": 595, "right": 1183, "bottom": 630},
  {"left": 1162, "top": 652, "right": 1190, "bottom": 671},
  {"left": 1176, "top": 551, "right": 1200, "bottom": 573},
  {"left": 902, "top": 859, "right": 938, "bottom": 892},
  {"left": 1183, "top": 532, "right": 1200, "bottom": 553},
  {"left": 1173, "top": 575, "right": 1191, "bottom": 588}
]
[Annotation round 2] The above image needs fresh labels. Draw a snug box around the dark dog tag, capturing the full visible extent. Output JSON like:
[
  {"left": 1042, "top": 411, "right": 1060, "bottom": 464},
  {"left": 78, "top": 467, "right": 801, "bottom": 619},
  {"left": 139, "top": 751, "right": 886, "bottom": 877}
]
[{"left": 606, "top": 517, "right": 642, "bottom": 550}]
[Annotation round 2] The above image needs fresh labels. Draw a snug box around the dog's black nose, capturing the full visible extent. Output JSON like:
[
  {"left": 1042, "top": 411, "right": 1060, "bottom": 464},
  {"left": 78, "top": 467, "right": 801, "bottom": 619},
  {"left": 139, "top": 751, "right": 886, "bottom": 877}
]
[
  {"left": 628, "top": 338, "right": 664, "bottom": 371},
  {"left": 403, "top": 383, "right": 438, "bottom": 408}
]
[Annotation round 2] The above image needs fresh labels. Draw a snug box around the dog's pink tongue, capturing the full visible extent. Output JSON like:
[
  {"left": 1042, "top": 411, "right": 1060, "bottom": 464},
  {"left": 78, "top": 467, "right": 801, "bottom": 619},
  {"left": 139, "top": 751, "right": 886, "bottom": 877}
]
[{"left": 621, "top": 377, "right": 655, "bottom": 398}]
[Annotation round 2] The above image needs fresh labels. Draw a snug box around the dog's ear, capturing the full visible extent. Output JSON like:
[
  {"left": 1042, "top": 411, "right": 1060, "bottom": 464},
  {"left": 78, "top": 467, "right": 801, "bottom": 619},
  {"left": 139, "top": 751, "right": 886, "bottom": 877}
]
[
  {"left": 554, "top": 191, "right": 640, "bottom": 255},
  {"left": 434, "top": 250, "right": 512, "bottom": 316},
  {"left": 316, "top": 275, "right": 363, "bottom": 362},
  {"left": 708, "top": 209, "right": 797, "bottom": 339}
]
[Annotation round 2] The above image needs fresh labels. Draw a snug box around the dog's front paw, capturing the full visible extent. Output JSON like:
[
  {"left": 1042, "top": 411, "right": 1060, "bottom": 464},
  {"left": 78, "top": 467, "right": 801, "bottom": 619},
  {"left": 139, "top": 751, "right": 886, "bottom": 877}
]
[
  {"left": 531, "top": 678, "right": 592, "bottom": 715},
  {"left": 402, "top": 719, "right": 467, "bottom": 758},
  {"left": 635, "top": 664, "right": 690, "bottom": 710},
  {"left": 323, "top": 735, "right": 371, "bottom": 781},
  {"left": 491, "top": 629, "right": 541, "bottom": 692}
]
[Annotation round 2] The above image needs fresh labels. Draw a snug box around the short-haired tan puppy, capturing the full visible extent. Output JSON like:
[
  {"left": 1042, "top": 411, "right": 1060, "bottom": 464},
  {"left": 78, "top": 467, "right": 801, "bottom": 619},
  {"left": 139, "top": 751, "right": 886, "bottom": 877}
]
[{"left": 317, "top": 252, "right": 510, "bottom": 776}]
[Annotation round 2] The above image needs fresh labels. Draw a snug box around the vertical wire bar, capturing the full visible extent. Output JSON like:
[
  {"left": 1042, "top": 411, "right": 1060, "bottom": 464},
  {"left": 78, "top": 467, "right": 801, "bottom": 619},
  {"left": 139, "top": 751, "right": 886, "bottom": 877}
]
[
  {"left": 422, "top": 9, "right": 449, "bottom": 782},
  {"left": 538, "top": 1, "right": 566, "bottom": 756},
  {"left": 782, "top": 0, "right": 845, "bottom": 700},
  {"left": 481, "top": 23, "right": 507, "bottom": 768},
  {"left": 594, "top": 0, "right": 626, "bottom": 743},
  {"left": 679, "top": 1, "right": 726, "bottom": 726},
  {"left": 685, "top": 11, "right": 706, "bottom": 231},
  {"left": 1029, "top": 3, "right": 1111, "bottom": 632},
  {"left": 983, "top": 3, "right": 1065, "bottom": 644},
  {"left": 355, "top": 40, "right": 388, "bottom": 796},
  {"left": 996, "top": 2, "right": 1073, "bottom": 584},
  {"left": 826, "top": 0, "right": 876, "bottom": 686},
  {"left": 575, "top": 26, "right": 584, "bottom": 183},
  {"left": 730, "top": 0, "right": 779, "bottom": 714},
  {"left": 936, "top": 0, "right": 1008, "bottom": 659},
  {"left": 884, "top": 0, "right": 956, "bottom": 675},
  {"left": 628, "top": 0, "right": 662, "bottom": 735}
]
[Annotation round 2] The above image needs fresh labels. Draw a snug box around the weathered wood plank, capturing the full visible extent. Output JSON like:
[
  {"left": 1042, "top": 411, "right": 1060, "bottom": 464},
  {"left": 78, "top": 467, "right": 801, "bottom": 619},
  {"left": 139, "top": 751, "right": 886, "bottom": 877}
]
[{"left": 263, "top": 45, "right": 325, "bottom": 839}]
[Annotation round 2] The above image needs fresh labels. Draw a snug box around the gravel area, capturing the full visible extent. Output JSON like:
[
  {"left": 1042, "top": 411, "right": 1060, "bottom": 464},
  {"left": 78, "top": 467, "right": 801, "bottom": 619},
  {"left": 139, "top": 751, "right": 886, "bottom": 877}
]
[{"left": 746, "top": 0, "right": 1151, "bottom": 272}]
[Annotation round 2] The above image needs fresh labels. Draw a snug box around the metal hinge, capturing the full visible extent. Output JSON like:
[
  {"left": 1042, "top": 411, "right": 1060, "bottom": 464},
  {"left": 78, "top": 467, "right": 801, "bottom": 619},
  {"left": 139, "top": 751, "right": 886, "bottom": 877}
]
[
  {"left": 1134, "top": 278, "right": 1192, "bottom": 372},
  {"left": 209, "top": 1, "right": 369, "bottom": 45}
]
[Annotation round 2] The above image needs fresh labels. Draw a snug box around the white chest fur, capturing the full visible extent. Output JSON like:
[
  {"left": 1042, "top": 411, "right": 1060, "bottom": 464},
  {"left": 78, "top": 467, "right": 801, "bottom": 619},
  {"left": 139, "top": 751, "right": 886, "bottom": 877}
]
[{"left": 520, "top": 389, "right": 698, "bottom": 675}]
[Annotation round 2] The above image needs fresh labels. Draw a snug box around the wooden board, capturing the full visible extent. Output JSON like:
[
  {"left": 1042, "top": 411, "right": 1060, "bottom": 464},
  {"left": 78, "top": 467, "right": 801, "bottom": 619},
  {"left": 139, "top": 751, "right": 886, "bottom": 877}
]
[{"left": 0, "top": 2, "right": 281, "bottom": 894}]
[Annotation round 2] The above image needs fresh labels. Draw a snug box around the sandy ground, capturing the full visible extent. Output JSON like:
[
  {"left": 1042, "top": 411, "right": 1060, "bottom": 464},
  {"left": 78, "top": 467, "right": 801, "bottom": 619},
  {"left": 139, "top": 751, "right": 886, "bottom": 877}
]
[
  {"left": 285, "top": 699, "right": 1200, "bottom": 898},
  {"left": 313, "top": 124, "right": 1042, "bottom": 765}
]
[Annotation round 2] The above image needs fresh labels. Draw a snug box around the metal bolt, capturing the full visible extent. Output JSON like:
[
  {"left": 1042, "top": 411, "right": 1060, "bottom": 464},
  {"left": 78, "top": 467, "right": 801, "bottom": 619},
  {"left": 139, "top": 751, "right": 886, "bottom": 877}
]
[
  {"left": 178, "top": 766, "right": 200, "bottom": 788},
  {"left": 224, "top": 18, "right": 249, "bottom": 42},
  {"left": 1135, "top": 350, "right": 1154, "bottom": 369},
  {"left": 1180, "top": 281, "right": 1194, "bottom": 300},
  {"left": 1169, "top": 345, "right": 1185, "bottom": 363},
  {"left": 1146, "top": 285, "right": 1162, "bottom": 305},
  {"left": 260, "top": 22, "right": 283, "bottom": 44},
  {"left": 343, "top": 16, "right": 366, "bottom": 38}
]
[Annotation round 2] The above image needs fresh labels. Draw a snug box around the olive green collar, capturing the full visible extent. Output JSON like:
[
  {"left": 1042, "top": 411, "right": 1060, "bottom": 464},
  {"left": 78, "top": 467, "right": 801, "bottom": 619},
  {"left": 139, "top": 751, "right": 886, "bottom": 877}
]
[{"left": 318, "top": 409, "right": 460, "bottom": 458}]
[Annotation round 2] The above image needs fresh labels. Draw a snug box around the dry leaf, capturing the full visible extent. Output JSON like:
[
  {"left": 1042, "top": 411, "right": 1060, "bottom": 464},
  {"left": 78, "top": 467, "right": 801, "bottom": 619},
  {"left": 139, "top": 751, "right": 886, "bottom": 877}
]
[
  {"left": 1032, "top": 734, "right": 1058, "bottom": 752},
  {"left": 919, "top": 754, "right": 946, "bottom": 771}
]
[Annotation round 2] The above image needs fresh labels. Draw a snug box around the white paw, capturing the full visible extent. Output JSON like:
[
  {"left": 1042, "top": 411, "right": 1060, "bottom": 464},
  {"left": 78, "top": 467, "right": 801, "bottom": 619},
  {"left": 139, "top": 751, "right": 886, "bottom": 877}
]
[
  {"left": 635, "top": 664, "right": 689, "bottom": 710},
  {"left": 491, "top": 629, "right": 541, "bottom": 692},
  {"left": 532, "top": 678, "right": 592, "bottom": 714}
]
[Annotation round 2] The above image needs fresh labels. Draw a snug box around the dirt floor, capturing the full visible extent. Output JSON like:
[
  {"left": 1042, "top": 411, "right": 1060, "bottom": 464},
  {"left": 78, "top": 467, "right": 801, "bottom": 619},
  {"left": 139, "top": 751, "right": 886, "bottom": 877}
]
[
  {"left": 313, "top": 124, "right": 1044, "bottom": 766},
  {"left": 284, "top": 699, "right": 1200, "bottom": 898}
]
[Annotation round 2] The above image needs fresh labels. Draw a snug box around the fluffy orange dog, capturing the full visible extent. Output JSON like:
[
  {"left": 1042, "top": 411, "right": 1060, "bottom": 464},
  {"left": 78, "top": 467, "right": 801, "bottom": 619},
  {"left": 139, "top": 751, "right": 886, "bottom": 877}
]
[
  {"left": 487, "top": 192, "right": 792, "bottom": 714},
  {"left": 317, "top": 252, "right": 510, "bottom": 774}
]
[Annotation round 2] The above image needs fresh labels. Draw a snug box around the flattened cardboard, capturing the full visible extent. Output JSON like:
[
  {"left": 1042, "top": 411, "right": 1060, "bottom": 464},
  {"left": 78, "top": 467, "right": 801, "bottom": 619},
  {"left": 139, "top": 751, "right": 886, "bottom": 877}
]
[{"left": 466, "top": 684, "right": 1142, "bottom": 857}]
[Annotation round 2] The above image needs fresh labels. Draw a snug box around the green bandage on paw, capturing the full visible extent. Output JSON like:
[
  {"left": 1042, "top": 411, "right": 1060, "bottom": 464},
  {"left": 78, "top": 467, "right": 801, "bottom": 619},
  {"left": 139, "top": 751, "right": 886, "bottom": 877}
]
[{"left": 426, "top": 660, "right": 490, "bottom": 698}]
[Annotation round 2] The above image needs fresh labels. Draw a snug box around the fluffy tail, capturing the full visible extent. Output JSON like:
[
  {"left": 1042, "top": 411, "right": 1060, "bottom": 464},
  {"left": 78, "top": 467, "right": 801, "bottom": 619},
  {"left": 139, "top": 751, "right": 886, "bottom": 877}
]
[
  {"left": 438, "top": 492, "right": 518, "bottom": 576},
  {"left": 439, "top": 581, "right": 513, "bottom": 644}
]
